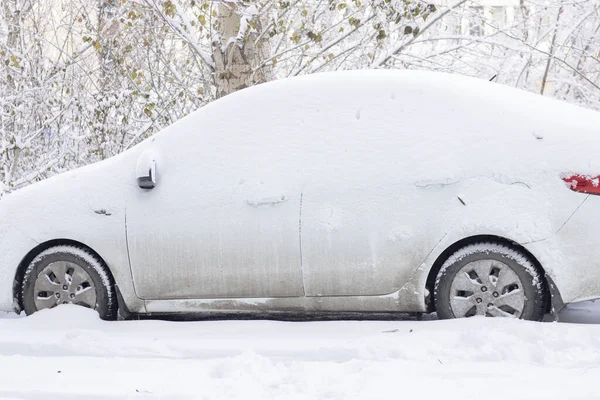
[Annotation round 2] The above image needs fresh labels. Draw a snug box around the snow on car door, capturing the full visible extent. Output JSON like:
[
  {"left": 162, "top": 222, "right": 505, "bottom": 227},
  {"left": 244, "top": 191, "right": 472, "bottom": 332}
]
[
  {"left": 297, "top": 110, "right": 446, "bottom": 298},
  {"left": 125, "top": 118, "right": 304, "bottom": 300},
  {"left": 300, "top": 171, "right": 441, "bottom": 297}
]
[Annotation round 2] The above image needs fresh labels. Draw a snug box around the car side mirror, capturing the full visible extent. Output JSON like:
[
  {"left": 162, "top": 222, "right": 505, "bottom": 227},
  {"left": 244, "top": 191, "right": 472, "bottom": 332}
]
[{"left": 136, "top": 151, "right": 157, "bottom": 189}]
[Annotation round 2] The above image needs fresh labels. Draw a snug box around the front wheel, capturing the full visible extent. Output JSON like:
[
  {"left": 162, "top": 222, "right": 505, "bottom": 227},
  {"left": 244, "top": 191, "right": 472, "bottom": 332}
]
[
  {"left": 21, "top": 245, "right": 117, "bottom": 320},
  {"left": 434, "top": 242, "right": 546, "bottom": 321}
]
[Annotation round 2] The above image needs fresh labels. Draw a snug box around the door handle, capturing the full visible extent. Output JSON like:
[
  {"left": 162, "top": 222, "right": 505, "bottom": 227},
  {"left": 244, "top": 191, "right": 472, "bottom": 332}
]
[{"left": 245, "top": 195, "right": 289, "bottom": 207}]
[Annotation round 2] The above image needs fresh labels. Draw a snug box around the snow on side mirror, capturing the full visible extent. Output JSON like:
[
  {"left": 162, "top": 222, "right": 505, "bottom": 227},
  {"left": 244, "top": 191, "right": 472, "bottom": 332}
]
[{"left": 136, "top": 151, "right": 157, "bottom": 189}]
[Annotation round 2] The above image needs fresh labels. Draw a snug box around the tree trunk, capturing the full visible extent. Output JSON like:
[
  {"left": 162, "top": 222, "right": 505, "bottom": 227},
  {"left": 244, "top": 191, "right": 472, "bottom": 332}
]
[
  {"left": 212, "top": 1, "right": 271, "bottom": 98},
  {"left": 2, "top": 0, "right": 25, "bottom": 190}
]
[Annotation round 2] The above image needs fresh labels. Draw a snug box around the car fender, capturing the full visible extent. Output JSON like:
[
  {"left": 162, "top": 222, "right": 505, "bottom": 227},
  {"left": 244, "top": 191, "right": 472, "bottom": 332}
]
[
  {"left": 0, "top": 154, "right": 146, "bottom": 314},
  {"left": 396, "top": 177, "right": 584, "bottom": 313}
]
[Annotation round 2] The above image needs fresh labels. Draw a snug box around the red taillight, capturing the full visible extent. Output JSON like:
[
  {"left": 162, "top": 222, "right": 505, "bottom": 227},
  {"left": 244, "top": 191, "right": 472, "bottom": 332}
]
[{"left": 563, "top": 175, "right": 600, "bottom": 195}]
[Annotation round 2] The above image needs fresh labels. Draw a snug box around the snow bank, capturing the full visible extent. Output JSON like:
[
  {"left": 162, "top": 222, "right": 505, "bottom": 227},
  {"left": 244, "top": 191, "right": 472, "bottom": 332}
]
[{"left": 0, "top": 307, "right": 599, "bottom": 398}]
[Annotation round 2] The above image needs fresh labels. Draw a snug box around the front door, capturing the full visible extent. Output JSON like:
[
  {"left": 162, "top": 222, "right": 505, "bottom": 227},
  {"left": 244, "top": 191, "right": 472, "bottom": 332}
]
[{"left": 125, "top": 128, "right": 304, "bottom": 300}]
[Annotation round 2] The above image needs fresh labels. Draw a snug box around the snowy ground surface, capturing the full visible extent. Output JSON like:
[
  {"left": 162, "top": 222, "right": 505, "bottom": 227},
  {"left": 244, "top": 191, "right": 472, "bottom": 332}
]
[{"left": 1, "top": 303, "right": 600, "bottom": 399}]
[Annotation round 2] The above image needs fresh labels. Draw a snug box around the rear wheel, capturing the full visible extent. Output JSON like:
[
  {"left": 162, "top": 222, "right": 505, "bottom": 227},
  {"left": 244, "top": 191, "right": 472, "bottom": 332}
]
[
  {"left": 434, "top": 242, "right": 545, "bottom": 321},
  {"left": 21, "top": 245, "right": 116, "bottom": 320}
]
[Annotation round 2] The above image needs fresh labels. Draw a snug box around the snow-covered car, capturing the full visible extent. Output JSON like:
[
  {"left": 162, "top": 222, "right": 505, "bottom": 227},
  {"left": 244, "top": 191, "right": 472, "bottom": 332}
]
[{"left": 1, "top": 70, "right": 600, "bottom": 321}]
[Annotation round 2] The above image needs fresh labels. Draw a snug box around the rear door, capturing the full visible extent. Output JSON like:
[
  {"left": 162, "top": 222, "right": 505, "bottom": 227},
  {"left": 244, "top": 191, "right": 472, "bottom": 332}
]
[
  {"left": 299, "top": 150, "right": 444, "bottom": 297},
  {"left": 295, "top": 83, "right": 448, "bottom": 297}
]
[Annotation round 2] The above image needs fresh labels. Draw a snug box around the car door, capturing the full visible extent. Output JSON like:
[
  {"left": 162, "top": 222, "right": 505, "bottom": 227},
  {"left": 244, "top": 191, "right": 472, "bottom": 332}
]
[
  {"left": 300, "top": 160, "right": 444, "bottom": 297},
  {"left": 297, "top": 93, "right": 448, "bottom": 298},
  {"left": 125, "top": 113, "right": 304, "bottom": 300}
]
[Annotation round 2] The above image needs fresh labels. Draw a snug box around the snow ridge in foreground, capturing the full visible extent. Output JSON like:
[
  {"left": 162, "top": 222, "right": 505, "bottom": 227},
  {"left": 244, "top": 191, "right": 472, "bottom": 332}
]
[{"left": 0, "top": 306, "right": 599, "bottom": 399}]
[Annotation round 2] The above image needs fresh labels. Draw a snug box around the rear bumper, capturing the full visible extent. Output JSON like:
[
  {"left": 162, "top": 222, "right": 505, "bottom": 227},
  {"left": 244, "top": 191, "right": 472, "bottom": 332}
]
[{"left": 525, "top": 195, "right": 600, "bottom": 306}]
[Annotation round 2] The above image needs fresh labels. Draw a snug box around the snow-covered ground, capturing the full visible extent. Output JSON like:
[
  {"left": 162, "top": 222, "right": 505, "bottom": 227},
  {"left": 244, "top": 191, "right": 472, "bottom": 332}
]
[{"left": 1, "top": 304, "right": 600, "bottom": 399}]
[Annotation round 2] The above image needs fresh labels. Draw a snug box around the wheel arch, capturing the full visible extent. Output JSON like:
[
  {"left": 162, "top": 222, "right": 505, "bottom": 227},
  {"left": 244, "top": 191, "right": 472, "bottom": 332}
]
[
  {"left": 13, "top": 238, "right": 117, "bottom": 313},
  {"left": 424, "top": 234, "right": 562, "bottom": 316}
]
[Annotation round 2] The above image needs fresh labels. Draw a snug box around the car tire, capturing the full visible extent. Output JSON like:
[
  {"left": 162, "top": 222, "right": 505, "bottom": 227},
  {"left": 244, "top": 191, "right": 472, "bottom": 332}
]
[
  {"left": 21, "top": 245, "right": 117, "bottom": 320},
  {"left": 434, "top": 242, "right": 545, "bottom": 321}
]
